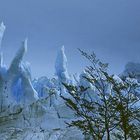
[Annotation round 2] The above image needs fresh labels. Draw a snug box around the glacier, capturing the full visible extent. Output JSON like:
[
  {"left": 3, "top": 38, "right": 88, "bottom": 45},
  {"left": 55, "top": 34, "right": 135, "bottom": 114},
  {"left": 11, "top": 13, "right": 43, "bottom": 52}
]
[
  {"left": 0, "top": 23, "right": 139, "bottom": 140},
  {"left": 0, "top": 23, "right": 84, "bottom": 140}
]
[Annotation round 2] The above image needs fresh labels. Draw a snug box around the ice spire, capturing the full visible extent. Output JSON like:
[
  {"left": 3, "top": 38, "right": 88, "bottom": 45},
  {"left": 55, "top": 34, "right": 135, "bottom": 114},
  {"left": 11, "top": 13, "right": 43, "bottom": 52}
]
[
  {"left": 0, "top": 53, "right": 3, "bottom": 68},
  {"left": 0, "top": 22, "right": 6, "bottom": 49},
  {"left": 9, "top": 39, "right": 27, "bottom": 74},
  {"left": 55, "top": 46, "right": 69, "bottom": 83},
  {"left": 7, "top": 39, "right": 38, "bottom": 106},
  {"left": 1, "top": 39, "right": 28, "bottom": 107}
]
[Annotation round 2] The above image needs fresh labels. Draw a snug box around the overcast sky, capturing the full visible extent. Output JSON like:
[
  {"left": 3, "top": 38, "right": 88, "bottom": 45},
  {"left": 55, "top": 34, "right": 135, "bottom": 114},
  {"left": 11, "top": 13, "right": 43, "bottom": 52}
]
[{"left": 0, "top": 0, "right": 140, "bottom": 77}]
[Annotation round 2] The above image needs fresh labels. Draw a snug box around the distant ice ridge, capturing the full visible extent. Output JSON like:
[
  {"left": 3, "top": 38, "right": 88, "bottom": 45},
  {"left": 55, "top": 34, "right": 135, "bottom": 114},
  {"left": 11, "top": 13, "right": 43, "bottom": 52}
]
[{"left": 121, "top": 62, "right": 140, "bottom": 82}]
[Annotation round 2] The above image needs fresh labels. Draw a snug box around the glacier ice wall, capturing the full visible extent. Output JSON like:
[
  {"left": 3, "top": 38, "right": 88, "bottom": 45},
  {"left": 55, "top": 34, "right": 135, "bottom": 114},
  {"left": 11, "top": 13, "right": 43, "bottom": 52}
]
[{"left": 0, "top": 23, "right": 83, "bottom": 140}]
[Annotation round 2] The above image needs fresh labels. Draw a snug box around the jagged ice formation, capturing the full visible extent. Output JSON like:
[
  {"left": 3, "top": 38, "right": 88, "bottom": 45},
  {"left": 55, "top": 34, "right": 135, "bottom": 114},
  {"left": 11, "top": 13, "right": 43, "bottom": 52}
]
[
  {"left": 0, "top": 23, "right": 83, "bottom": 140},
  {"left": 0, "top": 23, "right": 140, "bottom": 140}
]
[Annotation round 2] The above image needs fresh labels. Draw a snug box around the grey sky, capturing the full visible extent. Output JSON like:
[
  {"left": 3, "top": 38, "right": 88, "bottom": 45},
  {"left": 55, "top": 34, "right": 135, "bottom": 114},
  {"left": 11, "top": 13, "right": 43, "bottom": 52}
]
[{"left": 0, "top": 0, "right": 140, "bottom": 77}]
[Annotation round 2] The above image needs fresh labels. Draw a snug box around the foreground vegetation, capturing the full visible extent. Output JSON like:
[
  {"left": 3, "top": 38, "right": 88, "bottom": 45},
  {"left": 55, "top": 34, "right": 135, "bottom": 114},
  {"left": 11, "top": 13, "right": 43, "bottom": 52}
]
[{"left": 62, "top": 50, "right": 140, "bottom": 140}]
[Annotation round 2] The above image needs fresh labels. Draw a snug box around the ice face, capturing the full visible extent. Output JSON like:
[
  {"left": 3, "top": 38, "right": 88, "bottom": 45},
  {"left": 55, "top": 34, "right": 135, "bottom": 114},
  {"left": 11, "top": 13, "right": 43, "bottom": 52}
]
[
  {"left": 121, "top": 62, "right": 140, "bottom": 82},
  {"left": 7, "top": 40, "right": 28, "bottom": 105}
]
